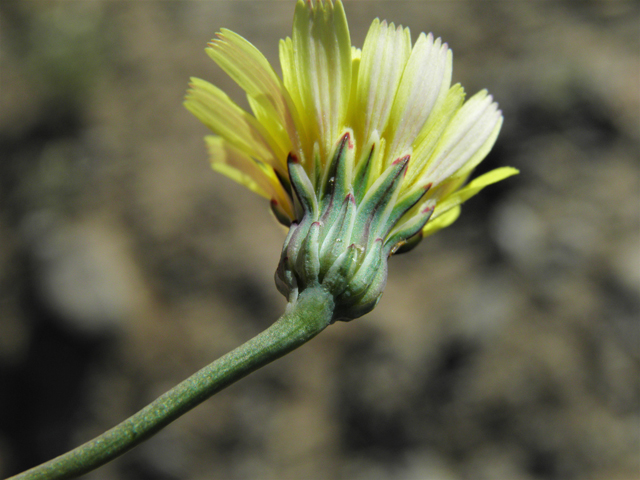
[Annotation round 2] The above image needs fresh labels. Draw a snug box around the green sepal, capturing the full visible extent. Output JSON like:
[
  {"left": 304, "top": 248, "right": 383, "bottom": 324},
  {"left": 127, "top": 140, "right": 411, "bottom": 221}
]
[
  {"left": 338, "top": 238, "right": 383, "bottom": 304},
  {"left": 274, "top": 167, "right": 293, "bottom": 198},
  {"left": 322, "top": 243, "right": 359, "bottom": 297},
  {"left": 288, "top": 152, "right": 318, "bottom": 219},
  {"left": 312, "top": 142, "right": 322, "bottom": 194},
  {"left": 391, "top": 231, "right": 423, "bottom": 255},
  {"left": 353, "top": 156, "right": 409, "bottom": 248},
  {"left": 338, "top": 258, "right": 387, "bottom": 321},
  {"left": 295, "top": 221, "right": 321, "bottom": 288},
  {"left": 320, "top": 132, "right": 353, "bottom": 205},
  {"left": 353, "top": 132, "right": 384, "bottom": 204},
  {"left": 318, "top": 193, "right": 357, "bottom": 278},
  {"left": 270, "top": 199, "right": 292, "bottom": 227},
  {"left": 281, "top": 218, "right": 312, "bottom": 291},
  {"left": 275, "top": 221, "right": 300, "bottom": 297},
  {"left": 384, "top": 200, "right": 435, "bottom": 256},
  {"left": 319, "top": 132, "right": 355, "bottom": 230},
  {"left": 379, "top": 182, "right": 431, "bottom": 239},
  {"left": 274, "top": 263, "right": 297, "bottom": 299},
  {"left": 352, "top": 145, "right": 374, "bottom": 204}
]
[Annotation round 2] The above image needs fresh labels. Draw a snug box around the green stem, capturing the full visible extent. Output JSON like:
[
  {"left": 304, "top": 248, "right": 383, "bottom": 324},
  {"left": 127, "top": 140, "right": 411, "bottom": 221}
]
[{"left": 9, "top": 286, "right": 335, "bottom": 480}]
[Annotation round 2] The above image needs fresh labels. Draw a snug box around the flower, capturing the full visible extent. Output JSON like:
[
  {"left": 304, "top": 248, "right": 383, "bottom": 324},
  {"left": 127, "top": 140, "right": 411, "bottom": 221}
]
[{"left": 185, "top": 0, "right": 518, "bottom": 320}]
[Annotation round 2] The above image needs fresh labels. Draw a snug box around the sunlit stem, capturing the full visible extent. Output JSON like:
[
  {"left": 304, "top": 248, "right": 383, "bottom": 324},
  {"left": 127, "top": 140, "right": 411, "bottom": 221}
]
[{"left": 9, "top": 286, "right": 335, "bottom": 480}]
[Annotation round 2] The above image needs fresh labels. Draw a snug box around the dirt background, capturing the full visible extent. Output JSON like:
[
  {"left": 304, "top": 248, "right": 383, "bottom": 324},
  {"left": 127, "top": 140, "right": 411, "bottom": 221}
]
[{"left": 1, "top": 1, "right": 638, "bottom": 479}]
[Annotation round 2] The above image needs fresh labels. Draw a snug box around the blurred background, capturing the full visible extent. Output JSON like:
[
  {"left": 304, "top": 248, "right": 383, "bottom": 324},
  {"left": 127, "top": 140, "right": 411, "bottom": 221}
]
[{"left": 1, "top": 1, "right": 638, "bottom": 479}]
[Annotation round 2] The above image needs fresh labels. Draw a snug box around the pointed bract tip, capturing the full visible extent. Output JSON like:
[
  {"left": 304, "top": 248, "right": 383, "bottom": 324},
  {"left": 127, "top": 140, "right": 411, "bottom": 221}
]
[
  {"left": 392, "top": 154, "right": 410, "bottom": 166},
  {"left": 339, "top": 131, "right": 353, "bottom": 149},
  {"left": 421, "top": 204, "right": 435, "bottom": 215},
  {"left": 287, "top": 152, "right": 299, "bottom": 164},
  {"left": 393, "top": 155, "right": 411, "bottom": 177}
]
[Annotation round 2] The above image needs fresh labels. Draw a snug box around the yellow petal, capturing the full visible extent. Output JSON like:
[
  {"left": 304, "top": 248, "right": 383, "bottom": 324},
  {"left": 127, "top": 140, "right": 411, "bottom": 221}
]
[
  {"left": 421, "top": 205, "right": 461, "bottom": 237},
  {"left": 432, "top": 166, "right": 519, "bottom": 219},
  {"left": 346, "top": 46, "right": 361, "bottom": 129},
  {"left": 184, "top": 78, "right": 276, "bottom": 166},
  {"left": 206, "top": 136, "right": 269, "bottom": 198},
  {"left": 279, "top": 36, "right": 305, "bottom": 145},
  {"left": 207, "top": 29, "right": 299, "bottom": 165},
  {"left": 205, "top": 135, "right": 294, "bottom": 218},
  {"left": 291, "top": 0, "right": 352, "bottom": 160},
  {"left": 355, "top": 19, "right": 411, "bottom": 149}
]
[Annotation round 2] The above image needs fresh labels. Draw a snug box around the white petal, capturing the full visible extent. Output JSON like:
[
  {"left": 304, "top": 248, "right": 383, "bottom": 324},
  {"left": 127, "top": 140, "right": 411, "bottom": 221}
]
[
  {"left": 423, "top": 90, "right": 503, "bottom": 186},
  {"left": 403, "top": 83, "right": 464, "bottom": 190},
  {"left": 384, "top": 33, "right": 451, "bottom": 165},
  {"left": 356, "top": 19, "right": 411, "bottom": 148}
]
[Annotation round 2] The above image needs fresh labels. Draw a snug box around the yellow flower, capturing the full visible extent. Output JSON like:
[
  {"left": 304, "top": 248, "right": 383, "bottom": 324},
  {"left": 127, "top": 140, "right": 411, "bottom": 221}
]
[
  {"left": 185, "top": 0, "right": 516, "bottom": 238},
  {"left": 185, "top": 0, "right": 518, "bottom": 319}
]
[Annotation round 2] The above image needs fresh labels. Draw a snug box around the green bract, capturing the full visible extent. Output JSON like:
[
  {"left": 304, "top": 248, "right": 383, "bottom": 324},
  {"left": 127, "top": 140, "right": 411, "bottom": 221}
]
[{"left": 275, "top": 131, "right": 436, "bottom": 321}]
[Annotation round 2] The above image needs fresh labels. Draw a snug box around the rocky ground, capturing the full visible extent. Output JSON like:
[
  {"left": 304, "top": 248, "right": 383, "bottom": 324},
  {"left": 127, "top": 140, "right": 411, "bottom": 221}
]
[{"left": 0, "top": 1, "right": 638, "bottom": 479}]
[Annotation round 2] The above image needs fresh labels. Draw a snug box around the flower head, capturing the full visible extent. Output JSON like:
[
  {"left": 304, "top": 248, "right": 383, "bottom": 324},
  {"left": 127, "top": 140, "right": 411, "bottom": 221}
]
[{"left": 185, "top": 0, "right": 517, "bottom": 321}]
